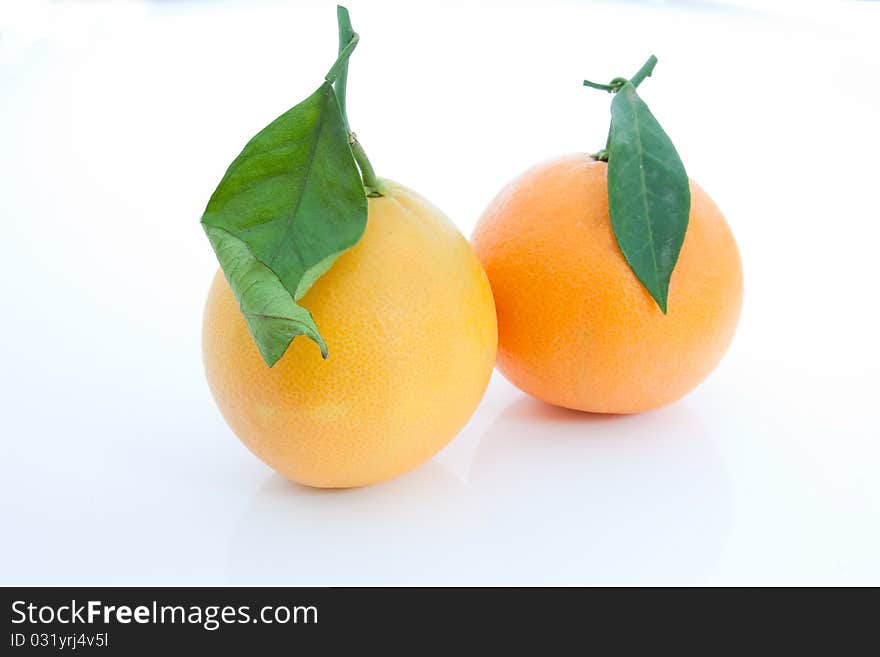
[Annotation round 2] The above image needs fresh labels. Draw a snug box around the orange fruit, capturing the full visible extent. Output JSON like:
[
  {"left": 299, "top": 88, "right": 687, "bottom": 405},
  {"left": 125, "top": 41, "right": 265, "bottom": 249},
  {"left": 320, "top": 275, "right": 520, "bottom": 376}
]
[
  {"left": 203, "top": 180, "right": 497, "bottom": 488},
  {"left": 472, "top": 154, "right": 742, "bottom": 414}
]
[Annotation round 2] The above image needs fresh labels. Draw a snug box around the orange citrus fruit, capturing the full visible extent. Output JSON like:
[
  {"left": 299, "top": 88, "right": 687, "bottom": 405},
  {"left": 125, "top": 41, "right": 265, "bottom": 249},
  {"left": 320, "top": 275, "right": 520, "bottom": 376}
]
[
  {"left": 204, "top": 180, "right": 497, "bottom": 487},
  {"left": 472, "top": 154, "right": 742, "bottom": 414}
]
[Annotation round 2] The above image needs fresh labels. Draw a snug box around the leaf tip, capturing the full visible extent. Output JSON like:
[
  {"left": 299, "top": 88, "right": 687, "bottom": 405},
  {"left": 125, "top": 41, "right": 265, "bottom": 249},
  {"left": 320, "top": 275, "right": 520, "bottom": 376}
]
[
  {"left": 311, "top": 332, "right": 329, "bottom": 360},
  {"left": 261, "top": 350, "right": 283, "bottom": 370},
  {"left": 655, "top": 293, "right": 669, "bottom": 315}
]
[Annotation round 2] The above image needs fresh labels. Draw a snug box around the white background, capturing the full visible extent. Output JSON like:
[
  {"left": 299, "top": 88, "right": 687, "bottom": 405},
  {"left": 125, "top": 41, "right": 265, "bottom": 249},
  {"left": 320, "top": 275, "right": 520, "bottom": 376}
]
[{"left": 2, "top": 0, "right": 878, "bottom": 585}]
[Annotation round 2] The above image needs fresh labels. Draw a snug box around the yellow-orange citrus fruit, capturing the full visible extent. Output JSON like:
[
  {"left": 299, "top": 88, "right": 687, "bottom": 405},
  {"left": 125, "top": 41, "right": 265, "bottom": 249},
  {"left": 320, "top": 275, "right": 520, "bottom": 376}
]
[
  {"left": 204, "top": 180, "right": 497, "bottom": 487},
  {"left": 472, "top": 154, "right": 742, "bottom": 414}
]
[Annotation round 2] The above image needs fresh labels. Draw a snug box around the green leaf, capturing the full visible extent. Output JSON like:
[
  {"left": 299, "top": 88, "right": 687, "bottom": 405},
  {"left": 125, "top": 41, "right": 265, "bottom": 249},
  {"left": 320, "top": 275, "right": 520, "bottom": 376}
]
[
  {"left": 607, "top": 81, "right": 690, "bottom": 313},
  {"left": 202, "top": 81, "right": 366, "bottom": 300},
  {"left": 205, "top": 225, "right": 327, "bottom": 367},
  {"left": 200, "top": 79, "right": 367, "bottom": 365}
]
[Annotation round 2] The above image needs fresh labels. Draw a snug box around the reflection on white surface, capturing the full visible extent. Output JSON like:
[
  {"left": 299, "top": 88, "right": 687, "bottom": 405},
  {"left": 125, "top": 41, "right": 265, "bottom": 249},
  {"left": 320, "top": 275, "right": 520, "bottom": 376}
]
[
  {"left": 227, "top": 464, "right": 476, "bottom": 585},
  {"left": 466, "top": 398, "right": 728, "bottom": 585},
  {"left": 227, "top": 391, "right": 728, "bottom": 585}
]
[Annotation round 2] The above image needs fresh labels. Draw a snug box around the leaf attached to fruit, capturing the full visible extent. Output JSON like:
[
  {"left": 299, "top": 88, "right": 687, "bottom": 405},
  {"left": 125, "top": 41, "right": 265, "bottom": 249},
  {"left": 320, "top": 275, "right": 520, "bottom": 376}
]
[
  {"left": 200, "top": 9, "right": 369, "bottom": 366},
  {"left": 585, "top": 56, "right": 691, "bottom": 313},
  {"left": 607, "top": 81, "right": 690, "bottom": 313}
]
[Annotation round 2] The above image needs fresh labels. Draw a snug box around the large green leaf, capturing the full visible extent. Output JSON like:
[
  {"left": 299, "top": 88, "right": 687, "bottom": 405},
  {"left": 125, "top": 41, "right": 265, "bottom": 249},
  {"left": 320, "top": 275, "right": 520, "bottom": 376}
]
[
  {"left": 205, "top": 225, "right": 327, "bottom": 367},
  {"left": 200, "top": 80, "right": 368, "bottom": 365},
  {"left": 202, "top": 81, "right": 366, "bottom": 300},
  {"left": 607, "top": 81, "right": 690, "bottom": 313}
]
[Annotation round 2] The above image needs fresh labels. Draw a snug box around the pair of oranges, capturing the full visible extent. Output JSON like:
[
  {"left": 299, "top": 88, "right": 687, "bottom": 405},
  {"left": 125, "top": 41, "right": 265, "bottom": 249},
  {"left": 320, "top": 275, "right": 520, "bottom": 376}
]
[{"left": 203, "top": 152, "right": 742, "bottom": 488}]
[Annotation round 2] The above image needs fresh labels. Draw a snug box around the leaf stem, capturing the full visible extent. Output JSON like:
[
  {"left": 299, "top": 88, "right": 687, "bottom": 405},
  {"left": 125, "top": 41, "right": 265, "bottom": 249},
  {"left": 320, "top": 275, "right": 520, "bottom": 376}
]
[
  {"left": 629, "top": 55, "right": 657, "bottom": 89},
  {"left": 349, "top": 133, "right": 383, "bottom": 197},
  {"left": 330, "top": 6, "right": 383, "bottom": 197},
  {"left": 584, "top": 55, "right": 658, "bottom": 161},
  {"left": 582, "top": 76, "right": 627, "bottom": 93},
  {"left": 325, "top": 32, "right": 359, "bottom": 86}
]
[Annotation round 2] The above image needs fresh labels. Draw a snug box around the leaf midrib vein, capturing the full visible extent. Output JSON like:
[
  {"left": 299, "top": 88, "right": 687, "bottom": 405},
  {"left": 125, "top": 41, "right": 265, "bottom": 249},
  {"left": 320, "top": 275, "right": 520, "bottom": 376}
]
[
  {"left": 266, "top": 86, "right": 330, "bottom": 271},
  {"left": 627, "top": 92, "right": 662, "bottom": 291}
]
